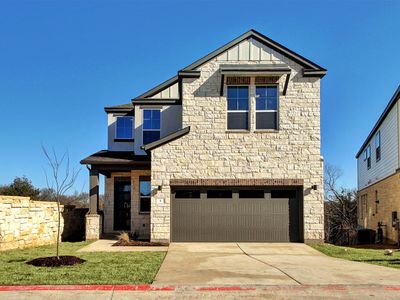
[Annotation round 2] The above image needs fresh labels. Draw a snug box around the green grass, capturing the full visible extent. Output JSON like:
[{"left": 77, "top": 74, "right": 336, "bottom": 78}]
[
  {"left": 310, "top": 243, "right": 400, "bottom": 269},
  {"left": 0, "top": 241, "right": 166, "bottom": 285}
]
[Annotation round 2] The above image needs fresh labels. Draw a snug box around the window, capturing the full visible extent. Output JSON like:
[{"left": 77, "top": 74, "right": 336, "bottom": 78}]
[
  {"left": 239, "top": 190, "right": 264, "bottom": 198},
  {"left": 143, "top": 109, "right": 161, "bottom": 144},
  {"left": 271, "top": 190, "right": 297, "bottom": 199},
  {"left": 375, "top": 131, "right": 381, "bottom": 162},
  {"left": 139, "top": 177, "right": 151, "bottom": 213},
  {"left": 207, "top": 190, "right": 232, "bottom": 198},
  {"left": 366, "top": 145, "right": 371, "bottom": 169},
  {"left": 392, "top": 211, "right": 398, "bottom": 227},
  {"left": 115, "top": 116, "right": 133, "bottom": 139},
  {"left": 227, "top": 86, "right": 249, "bottom": 130},
  {"left": 175, "top": 190, "right": 201, "bottom": 199},
  {"left": 255, "top": 86, "right": 278, "bottom": 129}
]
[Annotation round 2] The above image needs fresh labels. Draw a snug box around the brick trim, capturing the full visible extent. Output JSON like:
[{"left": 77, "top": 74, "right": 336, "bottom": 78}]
[{"left": 169, "top": 178, "right": 304, "bottom": 187}]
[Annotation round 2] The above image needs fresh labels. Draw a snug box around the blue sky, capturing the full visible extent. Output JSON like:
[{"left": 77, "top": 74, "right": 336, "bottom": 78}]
[{"left": 0, "top": 0, "right": 399, "bottom": 193}]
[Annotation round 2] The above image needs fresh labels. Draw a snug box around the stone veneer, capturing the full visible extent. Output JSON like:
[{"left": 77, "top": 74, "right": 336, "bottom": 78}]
[
  {"left": 358, "top": 171, "right": 400, "bottom": 244},
  {"left": 150, "top": 49, "right": 324, "bottom": 242},
  {"left": 104, "top": 170, "right": 151, "bottom": 239},
  {"left": 0, "top": 195, "right": 63, "bottom": 250}
]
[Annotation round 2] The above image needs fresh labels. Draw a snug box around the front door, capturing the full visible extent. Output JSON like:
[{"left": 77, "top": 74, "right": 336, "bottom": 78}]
[{"left": 114, "top": 177, "right": 131, "bottom": 231}]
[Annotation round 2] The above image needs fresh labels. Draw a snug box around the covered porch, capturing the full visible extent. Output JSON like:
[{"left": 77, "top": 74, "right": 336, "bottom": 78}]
[{"left": 80, "top": 150, "right": 151, "bottom": 240}]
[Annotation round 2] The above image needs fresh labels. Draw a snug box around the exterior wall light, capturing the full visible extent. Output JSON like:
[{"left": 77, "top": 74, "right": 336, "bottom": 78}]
[{"left": 312, "top": 185, "right": 318, "bottom": 190}]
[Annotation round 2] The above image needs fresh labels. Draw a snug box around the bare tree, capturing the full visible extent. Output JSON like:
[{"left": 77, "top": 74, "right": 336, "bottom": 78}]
[
  {"left": 324, "top": 163, "right": 358, "bottom": 245},
  {"left": 42, "top": 146, "right": 80, "bottom": 259}
]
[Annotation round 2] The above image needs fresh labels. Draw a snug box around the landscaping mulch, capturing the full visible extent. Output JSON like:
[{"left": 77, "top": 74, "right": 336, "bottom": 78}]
[
  {"left": 113, "top": 240, "right": 169, "bottom": 247},
  {"left": 27, "top": 256, "right": 86, "bottom": 267}
]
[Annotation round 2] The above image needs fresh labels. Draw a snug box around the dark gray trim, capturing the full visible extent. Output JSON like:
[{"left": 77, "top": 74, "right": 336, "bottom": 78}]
[
  {"left": 181, "top": 29, "right": 326, "bottom": 72},
  {"left": 303, "top": 69, "right": 327, "bottom": 78},
  {"left": 133, "top": 75, "right": 179, "bottom": 100},
  {"left": 80, "top": 150, "right": 150, "bottom": 165},
  {"left": 133, "top": 98, "right": 182, "bottom": 105},
  {"left": 141, "top": 126, "right": 190, "bottom": 151},
  {"left": 356, "top": 85, "right": 400, "bottom": 158},
  {"left": 114, "top": 138, "right": 135, "bottom": 142},
  {"left": 283, "top": 73, "right": 290, "bottom": 96},
  {"left": 178, "top": 70, "right": 201, "bottom": 78},
  {"left": 220, "top": 74, "right": 225, "bottom": 96},
  {"left": 104, "top": 103, "right": 134, "bottom": 113}
]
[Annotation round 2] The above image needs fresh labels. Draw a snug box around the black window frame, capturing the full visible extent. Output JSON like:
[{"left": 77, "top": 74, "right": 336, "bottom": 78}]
[
  {"left": 375, "top": 131, "right": 381, "bottom": 162},
  {"left": 139, "top": 176, "right": 151, "bottom": 213},
  {"left": 255, "top": 85, "right": 279, "bottom": 130},
  {"left": 226, "top": 86, "right": 249, "bottom": 130},
  {"left": 366, "top": 145, "right": 371, "bottom": 169}
]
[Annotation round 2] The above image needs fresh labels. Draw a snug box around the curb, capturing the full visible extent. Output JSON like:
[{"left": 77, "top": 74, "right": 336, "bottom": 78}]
[{"left": 1, "top": 284, "right": 400, "bottom": 292}]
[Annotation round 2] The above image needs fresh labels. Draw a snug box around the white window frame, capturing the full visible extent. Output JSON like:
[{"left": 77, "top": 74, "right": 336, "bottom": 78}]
[
  {"left": 142, "top": 108, "right": 161, "bottom": 145},
  {"left": 226, "top": 85, "right": 249, "bottom": 131},
  {"left": 254, "top": 84, "right": 279, "bottom": 130},
  {"left": 115, "top": 115, "right": 133, "bottom": 140}
]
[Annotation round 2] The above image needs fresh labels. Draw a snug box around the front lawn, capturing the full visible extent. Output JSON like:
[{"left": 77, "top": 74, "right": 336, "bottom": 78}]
[
  {"left": 310, "top": 243, "right": 400, "bottom": 269},
  {"left": 0, "top": 241, "right": 166, "bottom": 285}
]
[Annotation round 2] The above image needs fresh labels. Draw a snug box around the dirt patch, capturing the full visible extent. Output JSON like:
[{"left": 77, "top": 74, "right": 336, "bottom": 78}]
[
  {"left": 113, "top": 240, "right": 169, "bottom": 247},
  {"left": 27, "top": 256, "right": 86, "bottom": 267}
]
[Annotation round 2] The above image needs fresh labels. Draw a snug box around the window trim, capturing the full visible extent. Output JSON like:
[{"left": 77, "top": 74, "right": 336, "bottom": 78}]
[
  {"left": 115, "top": 116, "right": 133, "bottom": 140},
  {"left": 142, "top": 108, "right": 161, "bottom": 145},
  {"left": 226, "top": 85, "right": 250, "bottom": 131},
  {"left": 139, "top": 176, "right": 151, "bottom": 214},
  {"left": 254, "top": 84, "right": 279, "bottom": 131},
  {"left": 375, "top": 130, "right": 381, "bottom": 162}
]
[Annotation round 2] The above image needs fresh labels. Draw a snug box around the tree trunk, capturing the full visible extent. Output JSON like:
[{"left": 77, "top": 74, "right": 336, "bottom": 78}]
[{"left": 56, "top": 199, "right": 61, "bottom": 260}]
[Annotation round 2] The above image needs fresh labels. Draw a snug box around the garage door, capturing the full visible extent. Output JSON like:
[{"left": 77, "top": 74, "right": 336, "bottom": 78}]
[{"left": 171, "top": 187, "right": 301, "bottom": 242}]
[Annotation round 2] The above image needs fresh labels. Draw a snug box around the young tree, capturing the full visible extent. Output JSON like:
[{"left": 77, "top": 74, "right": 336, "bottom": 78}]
[
  {"left": 42, "top": 146, "right": 80, "bottom": 259},
  {"left": 324, "top": 163, "right": 358, "bottom": 245}
]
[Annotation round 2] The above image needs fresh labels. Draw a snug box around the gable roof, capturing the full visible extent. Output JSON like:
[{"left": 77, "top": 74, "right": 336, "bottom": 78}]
[
  {"left": 104, "top": 102, "right": 134, "bottom": 113},
  {"left": 356, "top": 85, "right": 400, "bottom": 158},
  {"left": 132, "top": 29, "right": 327, "bottom": 101}
]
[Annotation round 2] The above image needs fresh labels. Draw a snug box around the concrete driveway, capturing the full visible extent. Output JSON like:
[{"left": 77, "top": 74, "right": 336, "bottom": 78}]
[{"left": 154, "top": 243, "right": 400, "bottom": 286}]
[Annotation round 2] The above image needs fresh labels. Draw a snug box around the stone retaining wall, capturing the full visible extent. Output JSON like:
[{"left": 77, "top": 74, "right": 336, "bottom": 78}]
[{"left": 0, "top": 195, "right": 63, "bottom": 251}]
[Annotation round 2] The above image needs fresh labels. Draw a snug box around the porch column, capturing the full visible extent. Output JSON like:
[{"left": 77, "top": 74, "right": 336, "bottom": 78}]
[
  {"left": 85, "top": 168, "right": 102, "bottom": 240},
  {"left": 89, "top": 169, "right": 99, "bottom": 214}
]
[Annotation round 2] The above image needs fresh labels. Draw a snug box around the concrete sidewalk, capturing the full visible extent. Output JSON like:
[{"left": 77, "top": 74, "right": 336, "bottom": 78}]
[{"left": 1, "top": 285, "right": 400, "bottom": 299}]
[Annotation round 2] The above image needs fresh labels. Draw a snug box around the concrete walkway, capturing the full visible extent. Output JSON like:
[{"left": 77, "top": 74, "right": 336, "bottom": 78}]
[
  {"left": 154, "top": 243, "right": 400, "bottom": 285},
  {"left": 77, "top": 239, "right": 168, "bottom": 252}
]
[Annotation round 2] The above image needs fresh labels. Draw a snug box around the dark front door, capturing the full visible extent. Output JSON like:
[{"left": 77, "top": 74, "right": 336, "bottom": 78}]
[{"left": 114, "top": 177, "right": 131, "bottom": 231}]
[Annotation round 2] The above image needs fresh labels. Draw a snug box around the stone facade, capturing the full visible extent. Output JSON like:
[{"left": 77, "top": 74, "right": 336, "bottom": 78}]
[
  {"left": 358, "top": 171, "right": 400, "bottom": 244},
  {"left": 0, "top": 195, "right": 63, "bottom": 251},
  {"left": 151, "top": 50, "right": 324, "bottom": 242},
  {"left": 104, "top": 170, "right": 151, "bottom": 239}
]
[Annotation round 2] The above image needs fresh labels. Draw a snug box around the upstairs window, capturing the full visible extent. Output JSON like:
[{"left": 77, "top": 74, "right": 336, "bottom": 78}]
[
  {"left": 366, "top": 145, "right": 371, "bottom": 169},
  {"left": 375, "top": 131, "right": 381, "bottom": 162},
  {"left": 255, "top": 86, "right": 278, "bottom": 130},
  {"left": 227, "top": 86, "right": 249, "bottom": 130},
  {"left": 115, "top": 116, "right": 133, "bottom": 139},
  {"left": 139, "top": 176, "right": 151, "bottom": 213},
  {"left": 143, "top": 109, "right": 160, "bottom": 144}
]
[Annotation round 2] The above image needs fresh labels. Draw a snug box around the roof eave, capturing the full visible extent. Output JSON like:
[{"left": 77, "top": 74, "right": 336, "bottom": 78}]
[{"left": 355, "top": 85, "right": 400, "bottom": 158}]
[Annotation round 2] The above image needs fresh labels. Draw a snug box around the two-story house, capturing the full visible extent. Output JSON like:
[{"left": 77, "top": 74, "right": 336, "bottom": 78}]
[
  {"left": 356, "top": 85, "right": 400, "bottom": 244},
  {"left": 81, "top": 29, "right": 327, "bottom": 243}
]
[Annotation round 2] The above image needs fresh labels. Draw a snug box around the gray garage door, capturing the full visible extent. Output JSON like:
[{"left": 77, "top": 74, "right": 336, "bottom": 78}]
[{"left": 171, "top": 187, "right": 301, "bottom": 242}]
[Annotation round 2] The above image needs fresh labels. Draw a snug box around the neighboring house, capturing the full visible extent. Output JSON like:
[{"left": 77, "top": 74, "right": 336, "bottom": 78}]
[
  {"left": 356, "top": 85, "right": 400, "bottom": 244},
  {"left": 81, "top": 29, "right": 327, "bottom": 243}
]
